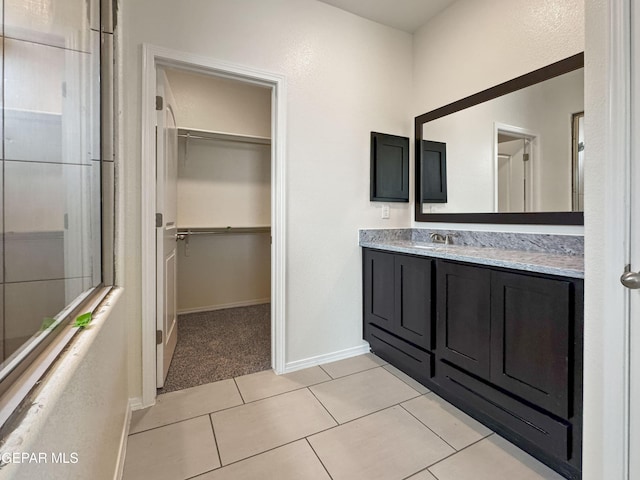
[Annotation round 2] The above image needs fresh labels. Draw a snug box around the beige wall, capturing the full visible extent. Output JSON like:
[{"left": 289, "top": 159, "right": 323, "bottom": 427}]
[
  {"left": 177, "top": 234, "right": 271, "bottom": 313},
  {"left": 122, "top": 0, "right": 414, "bottom": 397},
  {"left": 165, "top": 69, "right": 271, "bottom": 137},
  {"left": 176, "top": 139, "right": 271, "bottom": 228}
]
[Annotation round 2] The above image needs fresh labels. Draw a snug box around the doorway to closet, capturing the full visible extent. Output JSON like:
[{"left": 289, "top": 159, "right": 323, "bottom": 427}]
[
  {"left": 141, "top": 44, "right": 286, "bottom": 407},
  {"left": 157, "top": 66, "right": 273, "bottom": 394}
]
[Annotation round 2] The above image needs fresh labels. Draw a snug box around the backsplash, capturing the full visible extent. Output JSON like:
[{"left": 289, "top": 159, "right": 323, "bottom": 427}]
[{"left": 359, "top": 229, "right": 583, "bottom": 256}]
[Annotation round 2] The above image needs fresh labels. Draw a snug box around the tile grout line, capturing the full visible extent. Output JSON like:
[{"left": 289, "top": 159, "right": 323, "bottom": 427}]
[
  {"left": 305, "top": 437, "right": 335, "bottom": 480},
  {"left": 400, "top": 465, "right": 442, "bottom": 480},
  {"left": 382, "top": 364, "right": 432, "bottom": 394},
  {"left": 128, "top": 412, "right": 214, "bottom": 437},
  {"left": 128, "top": 389, "right": 426, "bottom": 440},
  {"left": 188, "top": 437, "right": 326, "bottom": 474},
  {"left": 230, "top": 370, "right": 338, "bottom": 404},
  {"left": 133, "top": 357, "right": 500, "bottom": 479},
  {"left": 232, "top": 377, "right": 246, "bottom": 404},
  {"left": 207, "top": 414, "right": 223, "bottom": 470},
  {"left": 427, "top": 468, "right": 442, "bottom": 480},
  {"left": 310, "top": 399, "right": 427, "bottom": 432},
  {"left": 198, "top": 404, "right": 402, "bottom": 470},
  {"left": 126, "top": 356, "right": 526, "bottom": 480},
  {"left": 323, "top": 363, "right": 387, "bottom": 380},
  {"left": 132, "top": 405, "right": 485, "bottom": 480},
  {"left": 423, "top": 432, "right": 496, "bottom": 472},
  {"left": 131, "top": 383, "right": 330, "bottom": 436},
  {"left": 307, "top": 387, "right": 340, "bottom": 426},
  {"left": 398, "top": 403, "right": 458, "bottom": 452},
  {"left": 318, "top": 363, "right": 333, "bottom": 379},
  {"left": 130, "top": 365, "right": 423, "bottom": 436},
  {"left": 160, "top": 360, "right": 388, "bottom": 412}
]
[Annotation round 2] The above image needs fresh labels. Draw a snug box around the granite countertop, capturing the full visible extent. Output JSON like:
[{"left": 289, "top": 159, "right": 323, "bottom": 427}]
[{"left": 359, "top": 238, "right": 584, "bottom": 279}]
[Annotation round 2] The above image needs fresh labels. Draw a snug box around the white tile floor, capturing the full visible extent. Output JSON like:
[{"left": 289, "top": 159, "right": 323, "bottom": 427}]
[{"left": 123, "top": 353, "right": 565, "bottom": 480}]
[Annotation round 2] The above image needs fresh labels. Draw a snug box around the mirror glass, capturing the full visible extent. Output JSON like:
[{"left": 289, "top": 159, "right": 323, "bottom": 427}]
[{"left": 416, "top": 58, "right": 584, "bottom": 224}]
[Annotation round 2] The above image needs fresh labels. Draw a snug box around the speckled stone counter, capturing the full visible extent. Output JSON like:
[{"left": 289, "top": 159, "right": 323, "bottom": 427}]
[{"left": 359, "top": 229, "right": 584, "bottom": 279}]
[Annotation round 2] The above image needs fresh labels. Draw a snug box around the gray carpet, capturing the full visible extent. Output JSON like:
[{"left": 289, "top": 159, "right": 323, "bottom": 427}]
[{"left": 158, "top": 303, "right": 271, "bottom": 394}]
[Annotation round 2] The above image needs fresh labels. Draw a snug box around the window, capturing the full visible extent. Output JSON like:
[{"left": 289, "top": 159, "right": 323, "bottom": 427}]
[{"left": 0, "top": 0, "right": 113, "bottom": 407}]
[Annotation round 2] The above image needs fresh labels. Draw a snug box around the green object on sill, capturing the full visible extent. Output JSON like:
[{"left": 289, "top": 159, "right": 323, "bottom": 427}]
[{"left": 74, "top": 312, "right": 93, "bottom": 328}]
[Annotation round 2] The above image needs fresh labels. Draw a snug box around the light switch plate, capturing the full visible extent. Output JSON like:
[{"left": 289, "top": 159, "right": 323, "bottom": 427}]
[{"left": 381, "top": 204, "right": 390, "bottom": 219}]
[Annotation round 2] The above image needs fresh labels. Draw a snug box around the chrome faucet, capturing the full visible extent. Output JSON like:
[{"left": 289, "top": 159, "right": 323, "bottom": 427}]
[
  {"left": 430, "top": 232, "right": 457, "bottom": 245},
  {"left": 429, "top": 233, "right": 446, "bottom": 244},
  {"left": 445, "top": 233, "right": 458, "bottom": 245}
]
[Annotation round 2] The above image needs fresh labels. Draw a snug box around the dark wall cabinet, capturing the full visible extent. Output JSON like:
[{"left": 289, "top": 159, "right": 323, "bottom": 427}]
[
  {"left": 370, "top": 132, "right": 409, "bottom": 202},
  {"left": 362, "top": 249, "right": 583, "bottom": 479}
]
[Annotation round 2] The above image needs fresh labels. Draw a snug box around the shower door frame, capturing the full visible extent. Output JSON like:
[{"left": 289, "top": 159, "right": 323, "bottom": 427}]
[{"left": 140, "top": 44, "right": 287, "bottom": 408}]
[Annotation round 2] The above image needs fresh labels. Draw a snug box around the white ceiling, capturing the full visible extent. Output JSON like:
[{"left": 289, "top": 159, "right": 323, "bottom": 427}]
[{"left": 316, "top": 0, "right": 457, "bottom": 33}]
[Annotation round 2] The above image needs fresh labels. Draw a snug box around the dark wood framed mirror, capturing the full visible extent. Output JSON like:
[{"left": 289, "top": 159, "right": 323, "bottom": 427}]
[{"left": 415, "top": 53, "right": 584, "bottom": 225}]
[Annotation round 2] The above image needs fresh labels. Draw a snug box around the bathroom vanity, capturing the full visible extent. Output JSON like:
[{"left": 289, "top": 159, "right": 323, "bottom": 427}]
[
  {"left": 360, "top": 230, "right": 583, "bottom": 479},
  {"left": 362, "top": 52, "right": 587, "bottom": 478}
]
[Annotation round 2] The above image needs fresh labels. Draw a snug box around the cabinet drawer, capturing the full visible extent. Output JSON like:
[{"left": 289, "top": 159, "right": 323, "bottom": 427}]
[
  {"left": 438, "top": 361, "right": 572, "bottom": 463},
  {"left": 366, "top": 323, "right": 434, "bottom": 385}
]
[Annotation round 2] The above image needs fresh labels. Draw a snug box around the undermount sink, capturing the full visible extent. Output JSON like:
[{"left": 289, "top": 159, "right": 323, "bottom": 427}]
[{"left": 411, "top": 243, "right": 445, "bottom": 249}]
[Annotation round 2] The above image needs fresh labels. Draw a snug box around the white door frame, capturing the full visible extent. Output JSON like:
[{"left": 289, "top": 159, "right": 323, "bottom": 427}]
[
  {"left": 630, "top": 2, "right": 640, "bottom": 476},
  {"left": 140, "top": 44, "right": 287, "bottom": 407},
  {"left": 584, "top": 0, "right": 632, "bottom": 478},
  {"left": 493, "top": 122, "right": 538, "bottom": 212}
]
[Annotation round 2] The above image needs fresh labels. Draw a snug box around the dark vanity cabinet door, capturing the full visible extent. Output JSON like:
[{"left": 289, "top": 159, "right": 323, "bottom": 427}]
[
  {"left": 363, "top": 249, "right": 433, "bottom": 348},
  {"left": 490, "top": 271, "right": 573, "bottom": 418},
  {"left": 395, "top": 254, "right": 433, "bottom": 350},
  {"left": 363, "top": 249, "right": 435, "bottom": 383},
  {"left": 363, "top": 249, "right": 395, "bottom": 332},
  {"left": 437, "top": 261, "right": 491, "bottom": 379}
]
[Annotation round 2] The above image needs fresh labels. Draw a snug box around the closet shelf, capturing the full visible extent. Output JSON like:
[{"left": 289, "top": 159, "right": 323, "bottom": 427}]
[{"left": 177, "top": 128, "right": 271, "bottom": 145}]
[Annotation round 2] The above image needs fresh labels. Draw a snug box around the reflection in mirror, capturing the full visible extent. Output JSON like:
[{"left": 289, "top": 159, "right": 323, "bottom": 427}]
[
  {"left": 420, "top": 67, "right": 583, "bottom": 215},
  {"left": 572, "top": 112, "right": 585, "bottom": 211},
  {"left": 415, "top": 54, "right": 584, "bottom": 225},
  {"left": 497, "top": 133, "right": 530, "bottom": 212}
]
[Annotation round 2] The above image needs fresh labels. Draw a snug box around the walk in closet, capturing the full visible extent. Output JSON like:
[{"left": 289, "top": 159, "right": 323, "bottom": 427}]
[{"left": 160, "top": 68, "right": 272, "bottom": 393}]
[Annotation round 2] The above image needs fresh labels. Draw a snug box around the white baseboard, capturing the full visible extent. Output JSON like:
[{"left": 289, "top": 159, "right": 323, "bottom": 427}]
[
  {"left": 129, "top": 397, "right": 145, "bottom": 411},
  {"left": 177, "top": 298, "right": 270, "bottom": 315},
  {"left": 282, "top": 343, "right": 371, "bottom": 374},
  {"left": 114, "top": 398, "right": 137, "bottom": 480}
]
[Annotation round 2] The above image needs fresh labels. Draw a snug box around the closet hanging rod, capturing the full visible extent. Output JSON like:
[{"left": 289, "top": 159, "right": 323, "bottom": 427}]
[
  {"left": 177, "top": 128, "right": 271, "bottom": 145},
  {"left": 176, "top": 226, "right": 271, "bottom": 239}
]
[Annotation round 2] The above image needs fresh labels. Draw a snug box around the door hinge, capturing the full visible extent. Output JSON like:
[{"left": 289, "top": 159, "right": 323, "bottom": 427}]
[
  {"left": 523, "top": 153, "right": 530, "bottom": 162},
  {"left": 156, "top": 95, "right": 163, "bottom": 111},
  {"left": 156, "top": 213, "right": 163, "bottom": 228},
  {"left": 156, "top": 330, "right": 163, "bottom": 345}
]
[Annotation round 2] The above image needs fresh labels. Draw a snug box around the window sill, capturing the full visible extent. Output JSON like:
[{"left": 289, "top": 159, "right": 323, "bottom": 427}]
[{"left": 0, "top": 286, "right": 115, "bottom": 431}]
